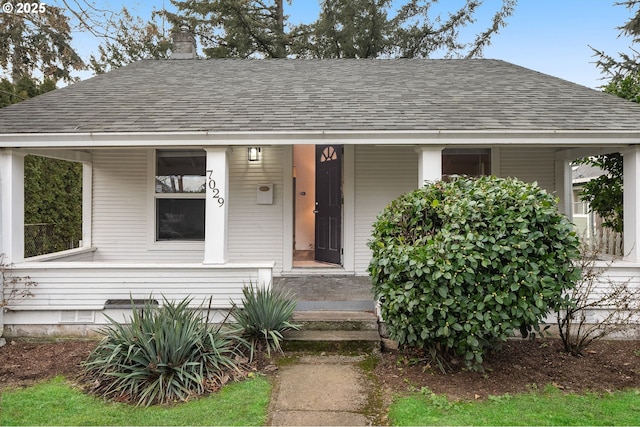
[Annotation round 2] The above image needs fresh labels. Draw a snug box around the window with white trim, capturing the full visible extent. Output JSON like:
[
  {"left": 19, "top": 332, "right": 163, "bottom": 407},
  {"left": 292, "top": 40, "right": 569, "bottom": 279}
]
[{"left": 155, "top": 150, "right": 206, "bottom": 241}]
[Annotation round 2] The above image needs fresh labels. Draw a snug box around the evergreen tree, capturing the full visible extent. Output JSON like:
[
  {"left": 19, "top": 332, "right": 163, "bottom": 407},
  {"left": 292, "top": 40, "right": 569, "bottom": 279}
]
[
  {"left": 293, "top": 0, "right": 391, "bottom": 58},
  {"left": 592, "top": 0, "right": 640, "bottom": 92},
  {"left": 389, "top": 0, "right": 517, "bottom": 59},
  {"left": 24, "top": 156, "right": 83, "bottom": 257},
  {"left": 578, "top": 1, "right": 640, "bottom": 233},
  {"left": 163, "top": 0, "right": 289, "bottom": 58},
  {"left": 0, "top": 5, "right": 84, "bottom": 83},
  {"left": 89, "top": 7, "right": 173, "bottom": 74},
  {"left": 575, "top": 154, "right": 624, "bottom": 234},
  {"left": 161, "top": 0, "right": 517, "bottom": 59},
  {"left": 0, "top": 75, "right": 55, "bottom": 108}
]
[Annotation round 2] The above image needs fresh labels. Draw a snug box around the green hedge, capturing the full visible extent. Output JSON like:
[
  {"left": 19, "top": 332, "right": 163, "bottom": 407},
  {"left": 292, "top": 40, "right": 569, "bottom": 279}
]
[{"left": 24, "top": 155, "right": 82, "bottom": 256}]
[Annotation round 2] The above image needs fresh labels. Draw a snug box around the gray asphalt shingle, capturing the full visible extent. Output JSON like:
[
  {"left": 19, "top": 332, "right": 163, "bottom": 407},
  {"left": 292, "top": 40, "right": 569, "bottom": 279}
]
[{"left": 1, "top": 58, "right": 640, "bottom": 134}]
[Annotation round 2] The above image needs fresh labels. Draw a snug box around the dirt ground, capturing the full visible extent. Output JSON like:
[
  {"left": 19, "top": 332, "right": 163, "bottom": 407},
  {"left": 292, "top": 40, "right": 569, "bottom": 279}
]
[
  {"left": 1, "top": 337, "right": 639, "bottom": 402},
  {"left": 374, "top": 338, "right": 640, "bottom": 401},
  {"left": 0, "top": 339, "right": 97, "bottom": 390}
]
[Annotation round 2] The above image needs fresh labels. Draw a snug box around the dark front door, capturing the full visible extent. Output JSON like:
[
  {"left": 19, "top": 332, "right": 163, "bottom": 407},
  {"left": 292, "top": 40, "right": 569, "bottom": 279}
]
[{"left": 315, "top": 145, "right": 342, "bottom": 264}]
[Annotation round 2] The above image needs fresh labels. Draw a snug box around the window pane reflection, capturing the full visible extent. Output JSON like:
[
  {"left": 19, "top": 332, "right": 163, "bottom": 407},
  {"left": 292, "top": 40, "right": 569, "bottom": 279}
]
[
  {"left": 156, "top": 199, "right": 205, "bottom": 241},
  {"left": 442, "top": 149, "right": 491, "bottom": 178},
  {"left": 156, "top": 150, "right": 205, "bottom": 193}
]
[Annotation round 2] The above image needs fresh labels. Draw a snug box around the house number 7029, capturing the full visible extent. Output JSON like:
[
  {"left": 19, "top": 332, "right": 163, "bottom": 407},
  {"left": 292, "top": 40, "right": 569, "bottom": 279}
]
[{"left": 206, "top": 170, "right": 225, "bottom": 207}]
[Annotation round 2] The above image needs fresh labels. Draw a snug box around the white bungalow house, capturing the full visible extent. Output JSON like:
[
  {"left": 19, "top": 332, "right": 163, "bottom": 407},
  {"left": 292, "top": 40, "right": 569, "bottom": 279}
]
[{"left": 2, "top": 43, "right": 640, "bottom": 336}]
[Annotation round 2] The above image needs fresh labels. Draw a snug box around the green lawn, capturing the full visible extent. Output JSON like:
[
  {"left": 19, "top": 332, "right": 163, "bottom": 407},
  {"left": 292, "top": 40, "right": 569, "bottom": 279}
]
[
  {"left": 4, "top": 375, "right": 640, "bottom": 426},
  {"left": 389, "top": 385, "right": 640, "bottom": 426},
  {"left": 0, "top": 376, "right": 271, "bottom": 426}
]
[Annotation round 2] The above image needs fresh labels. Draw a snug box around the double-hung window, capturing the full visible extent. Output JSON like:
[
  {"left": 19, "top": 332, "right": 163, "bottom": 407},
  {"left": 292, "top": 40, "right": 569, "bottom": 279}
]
[{"left": 154, "top": 150, "right": 206, "bottom": 241}]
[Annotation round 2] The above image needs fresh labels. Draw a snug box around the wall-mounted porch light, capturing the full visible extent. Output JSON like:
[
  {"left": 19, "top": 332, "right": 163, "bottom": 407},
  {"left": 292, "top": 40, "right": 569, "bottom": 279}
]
[{"left": 248, "top": 146, "right": 261, "bottom": 162}]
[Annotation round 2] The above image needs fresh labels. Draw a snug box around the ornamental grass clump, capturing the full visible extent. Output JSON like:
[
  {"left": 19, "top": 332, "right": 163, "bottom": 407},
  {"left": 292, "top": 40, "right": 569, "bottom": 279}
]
[
  {"left": 232, "top": 283, "right": 300, "bottom": 358},
  {"left": 368, "top": 176, "right": 581, "bottom": 371},
  {"left": 83, "top": 296, "right": 242, "bottom": 406}
]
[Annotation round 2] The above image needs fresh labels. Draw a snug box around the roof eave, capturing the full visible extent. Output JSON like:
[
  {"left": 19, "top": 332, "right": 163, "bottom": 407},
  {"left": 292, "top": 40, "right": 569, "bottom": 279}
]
[{"left": 1, "top": 129, "right": 640, "bottom": 149}]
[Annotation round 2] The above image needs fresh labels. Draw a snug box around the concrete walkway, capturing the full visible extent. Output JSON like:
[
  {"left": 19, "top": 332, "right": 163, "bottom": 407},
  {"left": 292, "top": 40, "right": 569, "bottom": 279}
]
[{"left": 267, "top": 354, "right": 378, "bottom": 426}]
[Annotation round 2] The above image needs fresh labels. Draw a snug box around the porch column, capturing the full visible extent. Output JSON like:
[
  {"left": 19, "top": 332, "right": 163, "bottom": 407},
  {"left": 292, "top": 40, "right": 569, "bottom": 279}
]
[
  {"left": 416, "top": 146, "right": 444, "bottom": 187},
  {"left": 203, "top": 147, "right": 229, "bottom": 264},
  {"left": 81, "top": 162, "right": 93, "bottom": 248},
  {"left": 623, "top": 146, "right": 640, "bottom": 261},
  {"left": 0, "top": 149, "right": 25, "bottom": 263},
  {"left": 554, "top": 159, "right": 573, "bottom": 219}
]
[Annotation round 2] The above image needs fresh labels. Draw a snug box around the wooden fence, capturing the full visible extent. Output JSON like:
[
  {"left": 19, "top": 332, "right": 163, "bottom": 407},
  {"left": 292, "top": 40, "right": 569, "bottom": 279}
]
[{"left": 582, "top": 227, "right": 623, "bottom": 257}]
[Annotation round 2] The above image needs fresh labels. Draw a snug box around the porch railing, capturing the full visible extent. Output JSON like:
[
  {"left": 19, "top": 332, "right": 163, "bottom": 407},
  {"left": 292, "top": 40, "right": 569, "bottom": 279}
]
[
  {"left": 582, "top": 227, "right": 623, "bottom": 257},
  {"left": 24, "top": 223, "right": 80, "bottom": 258}
]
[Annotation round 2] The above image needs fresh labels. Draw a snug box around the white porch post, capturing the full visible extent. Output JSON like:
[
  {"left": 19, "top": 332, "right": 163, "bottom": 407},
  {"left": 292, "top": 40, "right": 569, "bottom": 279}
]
[
  {"left": 0, "top": 149, "right": 25, "bottom": 263},
  {"left": 623, "top": 146, "right": 640, "bottom": 261},
  {"left": 203, "top": 147, "right": 229, "bottom": 264},
  {"left": 554, "top": 159, "right": 573, "bottom": 219},
  {"left": 81, "top": 161, "right": 93, "bottom": 248},
  {"left": 416, "top": 146, "right": 444, "bottom": 187},
  {"left": 342, "top": 145, "right": 356, "bottom": 272},
  {"left": 282, "top": 145, "right": 293, "bottom": 272}
]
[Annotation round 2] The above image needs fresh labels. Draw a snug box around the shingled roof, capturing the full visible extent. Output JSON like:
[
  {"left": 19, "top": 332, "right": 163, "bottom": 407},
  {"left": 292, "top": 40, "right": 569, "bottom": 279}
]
[{"left": 1, "top": 58, "right": 640, "bottom": 134}]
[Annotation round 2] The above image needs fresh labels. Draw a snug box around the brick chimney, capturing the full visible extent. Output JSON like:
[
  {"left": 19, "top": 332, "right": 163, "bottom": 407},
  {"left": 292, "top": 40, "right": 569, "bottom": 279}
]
[{"left": 171, "top": 24, "right": 197, "bottom": 59}]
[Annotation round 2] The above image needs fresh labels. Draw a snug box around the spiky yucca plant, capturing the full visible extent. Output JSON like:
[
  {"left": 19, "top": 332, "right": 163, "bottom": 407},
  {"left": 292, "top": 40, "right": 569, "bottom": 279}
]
[
  {"left": 83, "top": 296, "right": 241, "bottom": 406},
  {"left": 232, "top": 283, "right": 300, "bottom": 358}
]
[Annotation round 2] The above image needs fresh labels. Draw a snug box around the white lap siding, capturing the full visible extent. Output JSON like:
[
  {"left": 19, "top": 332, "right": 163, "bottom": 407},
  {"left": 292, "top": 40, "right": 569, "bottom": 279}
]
[
  {"left": 91, "top": 149, "right": 157, "bottom": 262},
  {"left": 3, "top": 262, "right": 273, "bottom": 336},
  {"left": 498, "top": 147, "right": 556, "bottom": 193},
  {"left": 353, "top": 145, "right": 418, "bottom": 274},
  {"left": 227, "top": 145, "right": 285, "bottom": 271},
  {"left": 90, "top": 147, "right": 284, "bottom": 266}
]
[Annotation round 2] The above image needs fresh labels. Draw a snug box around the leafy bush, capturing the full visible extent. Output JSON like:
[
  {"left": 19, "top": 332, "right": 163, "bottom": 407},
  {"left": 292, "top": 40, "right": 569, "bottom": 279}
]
[
  {"left": 232, "top": 283, "right": 300, "bottom": 358},
  {"left": 574, "top": 154, "right": 623, "bottom": 233},
  {"left": 557, "top": 242, "right": 640, "bottom": 356},
  {"left": 368, "top": 176, "right": 580, "bottom": 370},
  {"left": 83, "top": 296, "right": 242, "bottom": 406}
]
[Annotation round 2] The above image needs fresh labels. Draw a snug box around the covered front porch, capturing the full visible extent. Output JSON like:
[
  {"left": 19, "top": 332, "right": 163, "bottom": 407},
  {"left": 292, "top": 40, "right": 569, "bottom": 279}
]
[
  {"left": 3, "top": 139, "right": 640, "bottom": 336},
  {"left": 4, "top": 139, "right": 640, "bottom": 264}
]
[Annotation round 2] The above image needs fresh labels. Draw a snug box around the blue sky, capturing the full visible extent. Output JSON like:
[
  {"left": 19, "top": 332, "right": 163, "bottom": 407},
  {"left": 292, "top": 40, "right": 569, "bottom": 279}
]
[{"left": 61, "top": 0, "right": 636, "bottom": 89}]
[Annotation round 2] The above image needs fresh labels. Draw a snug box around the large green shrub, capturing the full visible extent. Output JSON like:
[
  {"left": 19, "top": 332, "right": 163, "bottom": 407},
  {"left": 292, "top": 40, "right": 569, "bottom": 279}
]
[
  {"left": 83, "top": 297, "right": 242, "bottom": 406},
  {"left": 368, "top": 176, "right": 580, "bottom": 370}
]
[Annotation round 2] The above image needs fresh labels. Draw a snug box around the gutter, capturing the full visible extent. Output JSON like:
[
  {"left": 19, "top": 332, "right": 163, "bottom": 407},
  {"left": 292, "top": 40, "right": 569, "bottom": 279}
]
[{"left": 1, "top": 129, "right": 640, "bottom": 149}]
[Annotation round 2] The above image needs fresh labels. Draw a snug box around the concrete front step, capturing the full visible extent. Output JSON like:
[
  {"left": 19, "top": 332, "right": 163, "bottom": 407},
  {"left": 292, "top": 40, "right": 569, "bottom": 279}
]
[
  {"left": 285, "top": 311, "right": 381, "bottom": 352},
  {"left": 294, "top": 300, "right": 376, "bottom": 312},
  {"left": 282, "top": 329, "right": 381, "bottom": 352},
  {"left": 284, "top": 330, "right": 381, "bottom": 341},
  {"left": 292, "top": 310, "right": 378, "bottom": 332}
]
